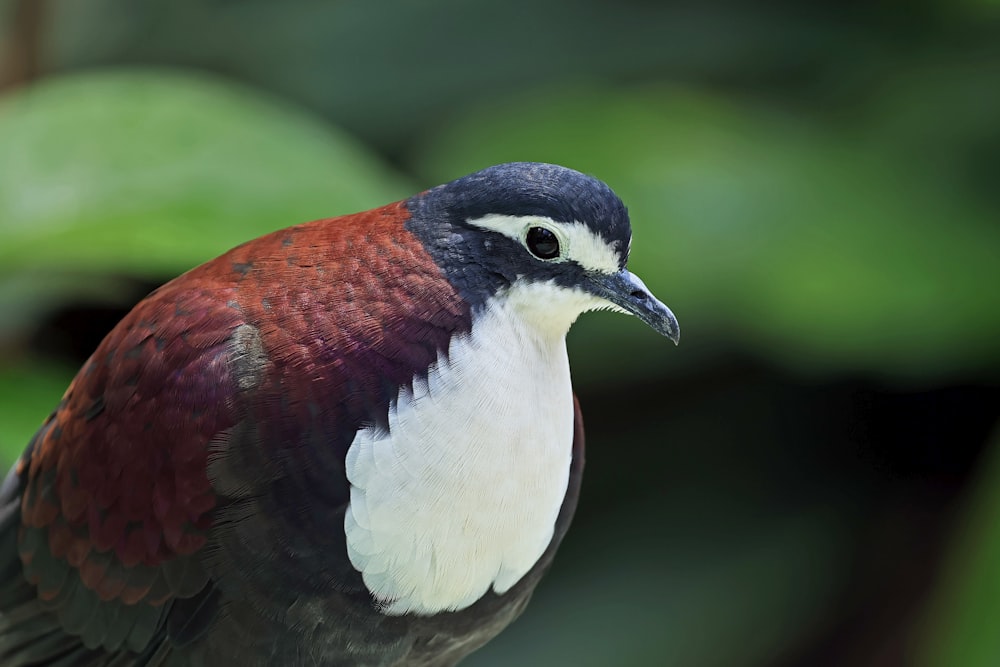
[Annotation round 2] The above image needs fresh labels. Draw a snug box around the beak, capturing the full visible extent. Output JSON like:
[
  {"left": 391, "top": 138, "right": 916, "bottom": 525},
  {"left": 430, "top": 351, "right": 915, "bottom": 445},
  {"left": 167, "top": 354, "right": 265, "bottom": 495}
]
[{"left": 586, "top": 269, "right": 680, "bottom": 344}]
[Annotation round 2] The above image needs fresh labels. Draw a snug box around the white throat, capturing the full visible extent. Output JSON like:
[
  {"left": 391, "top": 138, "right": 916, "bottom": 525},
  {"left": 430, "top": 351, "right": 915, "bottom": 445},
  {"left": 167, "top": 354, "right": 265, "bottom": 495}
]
[{"left": 344, "top": 286, "right": 585, "bottom": 616}]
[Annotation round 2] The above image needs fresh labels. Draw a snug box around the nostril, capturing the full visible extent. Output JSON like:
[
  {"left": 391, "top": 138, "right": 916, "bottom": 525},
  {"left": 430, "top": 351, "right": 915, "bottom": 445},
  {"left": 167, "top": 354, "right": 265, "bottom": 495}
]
[{"left": 630, "top": 290, "right": 648, "bottom": 301}]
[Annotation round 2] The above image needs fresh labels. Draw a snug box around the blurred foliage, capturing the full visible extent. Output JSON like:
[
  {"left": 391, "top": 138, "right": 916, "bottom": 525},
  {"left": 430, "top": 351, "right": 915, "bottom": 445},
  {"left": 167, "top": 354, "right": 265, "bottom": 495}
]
[
  {"left": 920, "top": 428, "right": 1000, "bottom": 667},
  {"left": 0, "top": 71, "right": 410, "bottom": 275},
  {"left": 0, "top": 360, "right": 73, "bottom": 451},
  {"left": 34, "top": 0, "right": 862, "bottom": 151},
  {"left": 468, "top": 487, "right": 853, "bottom": 667},
  {"left": 0, "top": 1, "right": 998, "bottom": 666}
]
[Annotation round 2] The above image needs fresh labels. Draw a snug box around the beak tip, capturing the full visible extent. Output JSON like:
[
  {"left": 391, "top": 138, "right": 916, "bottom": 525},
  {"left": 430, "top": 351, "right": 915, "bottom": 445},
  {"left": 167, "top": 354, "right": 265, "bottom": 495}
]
[
  {"left": 665, "top": 322, "right": 681, "bottom": 346},
  {"left": 591, "top": 270, "right": 681, "bottom": 346}
]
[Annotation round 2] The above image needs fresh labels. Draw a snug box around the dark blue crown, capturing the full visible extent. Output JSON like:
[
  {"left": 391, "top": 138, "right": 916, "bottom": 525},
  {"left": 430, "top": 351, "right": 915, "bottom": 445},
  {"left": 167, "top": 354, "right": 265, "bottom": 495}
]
[{"left": 417, "top": 162, "right": 631, "bottom": 253}]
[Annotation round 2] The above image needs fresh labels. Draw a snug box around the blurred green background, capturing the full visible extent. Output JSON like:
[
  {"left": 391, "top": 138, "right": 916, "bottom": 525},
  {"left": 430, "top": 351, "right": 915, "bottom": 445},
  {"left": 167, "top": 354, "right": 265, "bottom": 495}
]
[{"left": 1, "top": 1, "right": 999, "bottom": 665}]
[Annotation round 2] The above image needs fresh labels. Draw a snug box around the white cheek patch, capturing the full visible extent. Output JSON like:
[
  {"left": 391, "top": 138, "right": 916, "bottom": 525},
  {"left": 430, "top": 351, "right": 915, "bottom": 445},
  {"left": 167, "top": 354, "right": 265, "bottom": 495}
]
[{"left": 467, "top": 214, "right": 624, "bottom": 274}]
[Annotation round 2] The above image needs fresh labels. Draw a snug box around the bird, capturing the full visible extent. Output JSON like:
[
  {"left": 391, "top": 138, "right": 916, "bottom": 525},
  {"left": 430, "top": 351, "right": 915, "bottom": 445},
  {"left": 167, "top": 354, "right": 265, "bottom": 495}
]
[{"left": 0, "top": 162, "right": 679, "bottom": 666}]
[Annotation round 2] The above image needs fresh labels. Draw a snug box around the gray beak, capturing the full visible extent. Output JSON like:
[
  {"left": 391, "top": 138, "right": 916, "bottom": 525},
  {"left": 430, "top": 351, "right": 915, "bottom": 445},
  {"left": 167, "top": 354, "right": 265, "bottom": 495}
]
[{"left": 586, "top": 270, "right": 680, "bottom": 344}]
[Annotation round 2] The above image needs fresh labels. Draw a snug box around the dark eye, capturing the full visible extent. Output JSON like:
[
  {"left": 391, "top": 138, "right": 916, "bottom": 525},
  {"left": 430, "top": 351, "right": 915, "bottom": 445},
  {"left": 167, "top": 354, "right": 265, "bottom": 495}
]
[{"left": 525, "top": 227, "right": 560, "bottom": 260}]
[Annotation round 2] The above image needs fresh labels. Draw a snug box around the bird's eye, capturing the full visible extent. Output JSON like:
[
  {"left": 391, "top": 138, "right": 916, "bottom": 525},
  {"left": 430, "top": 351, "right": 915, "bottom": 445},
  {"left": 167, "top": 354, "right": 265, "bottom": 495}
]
[{"left": 525, "top": 227, "right": 560, "bottom": 260}]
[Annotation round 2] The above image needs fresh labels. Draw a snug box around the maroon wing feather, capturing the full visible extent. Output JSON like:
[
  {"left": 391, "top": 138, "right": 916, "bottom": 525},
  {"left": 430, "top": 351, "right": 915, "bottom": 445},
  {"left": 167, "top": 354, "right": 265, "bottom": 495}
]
[
  {"left": 1, "top": 201, "right": 473, "bottom": 664},
  {"left": 11, "top": 277, "right": 244, "bottom": 654}
]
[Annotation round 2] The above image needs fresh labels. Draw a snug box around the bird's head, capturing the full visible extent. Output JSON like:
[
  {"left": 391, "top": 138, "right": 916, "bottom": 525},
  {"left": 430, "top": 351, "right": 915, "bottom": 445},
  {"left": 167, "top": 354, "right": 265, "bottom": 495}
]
[{"left": 406, "top": 162, "right": 680, "bottom": 342}]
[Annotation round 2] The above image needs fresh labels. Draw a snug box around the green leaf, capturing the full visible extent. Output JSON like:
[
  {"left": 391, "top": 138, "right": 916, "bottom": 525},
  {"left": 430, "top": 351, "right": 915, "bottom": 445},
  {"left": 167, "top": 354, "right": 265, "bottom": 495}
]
[{"left": 0, "top": 69, "right": 412, "bottom": 278}]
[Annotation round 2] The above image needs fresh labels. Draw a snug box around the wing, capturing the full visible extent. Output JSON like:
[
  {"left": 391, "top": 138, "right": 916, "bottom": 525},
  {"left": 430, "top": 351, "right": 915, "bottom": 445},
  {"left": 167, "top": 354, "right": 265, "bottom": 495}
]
[
  {"left": 174, "top": 210, "right": 474, "bottom": 665},
  {"left": 0, "top": 276, "right": 246, "bottom": 666},
  {"left": 0, "top": 206, "right": 474, "bottom": 666}
]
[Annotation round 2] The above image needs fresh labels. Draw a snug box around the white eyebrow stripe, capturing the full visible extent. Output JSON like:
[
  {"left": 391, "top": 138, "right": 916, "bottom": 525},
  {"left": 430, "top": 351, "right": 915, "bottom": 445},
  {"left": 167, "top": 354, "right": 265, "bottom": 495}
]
[{"left": 466, "top": 214, "right": 623, "bottom": 274}]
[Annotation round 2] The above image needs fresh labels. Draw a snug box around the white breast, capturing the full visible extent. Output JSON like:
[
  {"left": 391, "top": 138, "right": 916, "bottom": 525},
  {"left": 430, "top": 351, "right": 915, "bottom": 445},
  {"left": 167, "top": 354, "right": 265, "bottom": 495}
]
[{"left": 343, "top": 293, "right": 576, "bottom": 616}]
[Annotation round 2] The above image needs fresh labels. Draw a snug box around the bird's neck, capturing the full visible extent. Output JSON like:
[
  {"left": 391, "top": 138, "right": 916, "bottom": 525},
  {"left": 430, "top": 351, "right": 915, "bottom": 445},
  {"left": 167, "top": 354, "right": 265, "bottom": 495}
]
[{"left": 343, "top": 293, "right": 576, "bottom": 616}]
